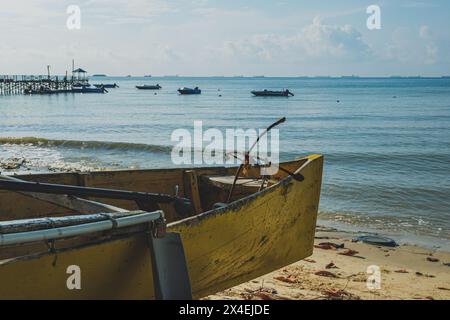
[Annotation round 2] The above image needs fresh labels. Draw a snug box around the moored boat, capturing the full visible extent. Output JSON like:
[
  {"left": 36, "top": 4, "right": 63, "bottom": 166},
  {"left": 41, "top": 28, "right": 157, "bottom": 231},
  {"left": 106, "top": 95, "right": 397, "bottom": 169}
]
[
  {"left": 178, "top": 87, "right": 201, "bottom": 95},
  {"left": 0, "top": 154, "right": 323, "bottom": 299},
  {"left": 136, "top": 84, "right": 162, "bottom": 90},
  {"left": 23, "top": 85, "right": 107, "bottom": 95},
  {"left": 24, "top": 88, "right": 73, "bottom": 95},
  {"left": 94, "top": 83, "right": 119, "bottom": 88},
  {"left": 251, "top": 89, "right": 294, "bottom": 97},
  {"left": 72, "top": 83, "right": 91, "bottom": 88},
  {"left": 72, "top": 86, "right": 108, "bottom": 94}
]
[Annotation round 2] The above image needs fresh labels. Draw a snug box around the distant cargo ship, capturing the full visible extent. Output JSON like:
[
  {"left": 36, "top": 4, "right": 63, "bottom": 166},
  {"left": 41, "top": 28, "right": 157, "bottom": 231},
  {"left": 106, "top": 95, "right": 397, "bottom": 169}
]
[{"left": 92, "top": 74, "right": 107, "bottom": 77}]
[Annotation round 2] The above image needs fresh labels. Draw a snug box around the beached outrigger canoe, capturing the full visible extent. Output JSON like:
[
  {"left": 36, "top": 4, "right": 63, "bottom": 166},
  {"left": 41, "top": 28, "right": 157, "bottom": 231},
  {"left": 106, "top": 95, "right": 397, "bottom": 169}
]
[{"left": 0, "top": 154, "right": 322, "bottom": 299}]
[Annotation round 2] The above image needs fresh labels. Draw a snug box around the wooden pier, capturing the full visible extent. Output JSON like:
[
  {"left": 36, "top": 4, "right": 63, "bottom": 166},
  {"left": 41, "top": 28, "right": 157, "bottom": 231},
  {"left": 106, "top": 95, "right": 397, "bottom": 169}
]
[{"left": 0, "top": 75, "right": 90, "bottom": 95}]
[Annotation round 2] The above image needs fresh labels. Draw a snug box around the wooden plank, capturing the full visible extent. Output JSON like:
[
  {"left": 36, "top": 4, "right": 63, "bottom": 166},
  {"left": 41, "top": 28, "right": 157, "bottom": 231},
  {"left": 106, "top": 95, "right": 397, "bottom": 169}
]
[
  {"left": 0, "top": 175, "right": 126, "bottom": 214},
  {"left": 184, "top": 170, "right": 203, "bottom": 214},
  {"left": 149, "top": 232, "right": 192, "bottom": 300}
]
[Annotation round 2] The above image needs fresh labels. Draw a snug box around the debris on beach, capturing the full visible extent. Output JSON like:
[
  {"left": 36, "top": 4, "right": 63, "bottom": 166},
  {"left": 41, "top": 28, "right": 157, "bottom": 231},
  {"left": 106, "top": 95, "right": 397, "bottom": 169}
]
[
  {"left": 443, "top": 262, "right": 450, "bottom": 267},
  {"left": 241, "top": 287, "right": 279, "bottom": 300},
  {"left": 315, "top": 244, "right": 334, "bottom": 250},
  {"left": 315, "top": 242, "right": 344, "bottom": 250},
  {"left": 322, "top": 289, "right": 360, "bottom": 300},
  {"left": 304, "top": 259, "right": 316, "bottom": 263},
  {"left": 252, "top": 293, "right": 276, "bottom": 300},
  {"left": 326, "top": 262, "right": 339, "bottom": 269},
  {"left": 395, "top": 269, "right": 409, "bottom": 273},
  {"left": 347, "top": 272, "right": 367, "bottom": 283},
  {"left": 338, "top": 249, "right": 359, "bottom": 257},
  {"left": 314, "top": 271, "right": 339, "bottom": 278},
  {"left": 415, "top": 272, "right": 435, "bottom": 278},
  {"left": 274, "top": 275, "right": 300, "bottom": 284},
  {"left": 426, "top": 257, "right": 439, "bottom": 262},
  {"left": 321, "top": 242, "right": 345, "bottom": 249}
]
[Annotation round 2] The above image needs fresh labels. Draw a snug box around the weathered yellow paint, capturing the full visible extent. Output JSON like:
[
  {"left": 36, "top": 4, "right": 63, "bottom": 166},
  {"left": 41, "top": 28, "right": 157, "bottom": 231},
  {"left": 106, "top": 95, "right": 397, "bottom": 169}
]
[{"left": 0, "top": 155, "right": 323, "bottom": 299}]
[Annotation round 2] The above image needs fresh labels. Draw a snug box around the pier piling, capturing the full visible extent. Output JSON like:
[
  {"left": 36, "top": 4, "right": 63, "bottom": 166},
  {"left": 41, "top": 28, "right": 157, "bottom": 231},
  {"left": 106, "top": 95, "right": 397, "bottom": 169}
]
[{"left": 0, "top": 75, "right": 89, "bottom": 95}]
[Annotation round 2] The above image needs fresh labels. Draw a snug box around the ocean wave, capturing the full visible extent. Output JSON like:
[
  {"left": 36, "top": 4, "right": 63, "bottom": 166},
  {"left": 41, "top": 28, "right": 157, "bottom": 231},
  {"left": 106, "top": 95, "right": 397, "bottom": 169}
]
[
  {"left": 0, "top": 143, "right": 106, "bottom": 173},
  {"left": 0, "top": 137, "right": 173, "bottom": 154},
  {"left": 318, "top": 209, "right": 450, "bottom": 244},
  {"left": 322, "top": 151, "right": 450, "bottom": 163}
]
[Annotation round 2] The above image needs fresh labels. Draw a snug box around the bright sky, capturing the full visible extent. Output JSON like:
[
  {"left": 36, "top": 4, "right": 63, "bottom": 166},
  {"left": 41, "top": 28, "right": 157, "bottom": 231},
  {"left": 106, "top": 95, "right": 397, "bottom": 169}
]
[{"left": 1, "top": 0, "right": 449, "bottom": 76}]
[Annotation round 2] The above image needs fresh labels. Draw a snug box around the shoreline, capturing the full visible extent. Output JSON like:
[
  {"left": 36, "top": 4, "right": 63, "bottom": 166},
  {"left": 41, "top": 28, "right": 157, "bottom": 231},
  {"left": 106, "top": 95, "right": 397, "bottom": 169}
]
[
  {"left": 316, "top": 219, "right": 450, "bottom": 252},
  {"left": 209, "top": 226, "right": 450, "bottom": 300}
]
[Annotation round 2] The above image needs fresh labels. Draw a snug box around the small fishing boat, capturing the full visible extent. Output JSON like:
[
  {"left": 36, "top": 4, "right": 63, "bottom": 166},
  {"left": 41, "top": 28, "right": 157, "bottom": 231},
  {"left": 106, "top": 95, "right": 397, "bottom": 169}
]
[
  {"left": 178, "top": 87, "right": 201, "bottom": 95},
  {"left": 72, "top": 86, "right": 108, "bottom": 94},
  {"left": 251, "top": 89, "right": 294, "bottom": 97},
  {"left": 94, "top": 83, "right": 119, "bottom": 88},
  {"left": 136, "top": 84, "right": 162, "bottom": 90},
  {"left": 24, "top": 88, "right": 73, "bottom": 95},
  {"left": 72, "top": 83, "right": 91, "bottom": 88}
]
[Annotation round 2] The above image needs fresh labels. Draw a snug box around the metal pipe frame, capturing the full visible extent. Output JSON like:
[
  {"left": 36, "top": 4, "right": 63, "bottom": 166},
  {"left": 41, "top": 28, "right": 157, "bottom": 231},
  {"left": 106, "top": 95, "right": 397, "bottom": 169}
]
[{"left": 0, "top": 210, "right": 163, "bottom": 246}]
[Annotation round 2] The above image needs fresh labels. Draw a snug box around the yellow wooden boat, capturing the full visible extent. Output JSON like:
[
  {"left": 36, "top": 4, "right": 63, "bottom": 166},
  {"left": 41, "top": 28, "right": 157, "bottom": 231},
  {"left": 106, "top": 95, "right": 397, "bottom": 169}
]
[{"left": 0, "top": 154, "right": 323, "bottom": 299}]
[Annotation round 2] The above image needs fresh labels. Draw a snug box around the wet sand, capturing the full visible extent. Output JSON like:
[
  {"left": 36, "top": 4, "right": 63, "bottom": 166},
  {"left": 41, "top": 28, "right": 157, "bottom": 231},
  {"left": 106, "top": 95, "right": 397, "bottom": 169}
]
[{"left": 208, "top": 227, "right": 450, "bottom": 300}]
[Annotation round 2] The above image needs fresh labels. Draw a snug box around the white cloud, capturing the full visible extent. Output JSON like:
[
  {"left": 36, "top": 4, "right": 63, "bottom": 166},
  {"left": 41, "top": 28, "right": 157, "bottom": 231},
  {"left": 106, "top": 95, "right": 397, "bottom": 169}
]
[
  {"left": 211, "top": 17, "right": 371, "bottom": 64},
  {"left": 385, "top": 26, "right": 439, "bottom": 65},
  {"left": 0, "top": 2, "right": 449, "bottom": 76}
]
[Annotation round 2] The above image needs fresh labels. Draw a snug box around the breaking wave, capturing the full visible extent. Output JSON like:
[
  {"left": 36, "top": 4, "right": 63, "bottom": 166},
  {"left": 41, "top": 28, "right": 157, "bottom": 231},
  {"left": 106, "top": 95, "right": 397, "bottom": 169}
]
[{"left": 0, "top": 137, "right": 172, "bottom": 154}]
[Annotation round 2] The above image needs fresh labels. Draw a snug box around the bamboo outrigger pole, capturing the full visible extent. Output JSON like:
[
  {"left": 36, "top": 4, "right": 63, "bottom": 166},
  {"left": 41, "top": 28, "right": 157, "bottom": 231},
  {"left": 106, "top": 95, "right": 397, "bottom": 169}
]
[{"left": 0, "top": 211, "right": 163, "bottom": 246}]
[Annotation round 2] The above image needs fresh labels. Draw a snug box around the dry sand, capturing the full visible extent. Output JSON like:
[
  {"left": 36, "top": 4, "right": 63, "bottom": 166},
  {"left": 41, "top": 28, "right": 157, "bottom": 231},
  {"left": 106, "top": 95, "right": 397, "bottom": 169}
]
[{"left": 208, "top": 226, "right": 450, "bottom": 300}]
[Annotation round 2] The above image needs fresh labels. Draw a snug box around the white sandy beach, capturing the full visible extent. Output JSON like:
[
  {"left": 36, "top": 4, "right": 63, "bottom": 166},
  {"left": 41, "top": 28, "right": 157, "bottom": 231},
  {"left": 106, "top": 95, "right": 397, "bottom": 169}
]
[{"left": 209, "top": 227, "right": 450, "bottom": 300}]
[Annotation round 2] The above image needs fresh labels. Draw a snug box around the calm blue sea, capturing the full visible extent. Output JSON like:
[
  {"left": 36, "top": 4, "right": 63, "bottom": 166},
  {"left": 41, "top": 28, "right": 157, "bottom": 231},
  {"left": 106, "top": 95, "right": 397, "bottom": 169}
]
[{"left": 1, "top": 77, "right": 449, "bottom": 250}]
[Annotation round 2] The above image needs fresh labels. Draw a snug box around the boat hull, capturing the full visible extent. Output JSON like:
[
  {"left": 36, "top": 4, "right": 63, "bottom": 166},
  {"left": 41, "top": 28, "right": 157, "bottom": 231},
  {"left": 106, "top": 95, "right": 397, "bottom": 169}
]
[
  {"left": 94, "top": 84, "right": 118, "bottom": 88},
  {"left": 178, "top": 88, "right": 201, "bottom": 95},
  {"left": 0, "top": 155, "right": 323, "bottom": 299},
  {"left": 251, "top": 91, "right": 293, "bottom": 97},
  {"left": 72, "top": 87, "right": 106, "bottom": 94},
  {"left": 136, "top": 85, "right": 161, "bottom": 90}
]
